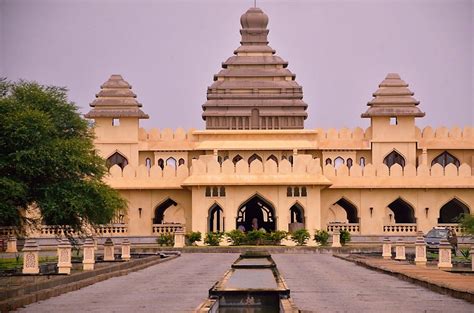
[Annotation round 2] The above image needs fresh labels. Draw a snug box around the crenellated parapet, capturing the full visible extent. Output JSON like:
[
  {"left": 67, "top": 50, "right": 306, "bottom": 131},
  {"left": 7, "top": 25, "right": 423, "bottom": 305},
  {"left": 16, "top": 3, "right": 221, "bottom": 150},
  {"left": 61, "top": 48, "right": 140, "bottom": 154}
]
[
  {"left": 417, "top": 126, "right": 474, "bottom": 149},
  {"left": 324, "top": 162, "right": 473, "bottom": 188},
  {"left": 183, "top": 154, "right": 331, "bottom": 186},
  {"left": 138, "top": 128, "right": 196, "bottom": 142}
]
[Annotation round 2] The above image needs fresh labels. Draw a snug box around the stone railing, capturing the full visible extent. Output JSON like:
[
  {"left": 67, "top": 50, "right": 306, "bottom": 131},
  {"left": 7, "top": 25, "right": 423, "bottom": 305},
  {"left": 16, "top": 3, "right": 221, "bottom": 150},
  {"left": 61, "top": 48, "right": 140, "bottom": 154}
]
[
  {"left": 437, "top": 223, "right": 464, "bottom": 234},
  {"left": 95, "top": 225, "right": 128, "bottom": 236},
  {"left": 40, "top": 226, "right": 76, "bottom": 237},
  {"left": 0, "top": 226, "right": 17, "bottom": 237},
  {"left": 327, "top": 223, "right": 360, "bottom": 234},
  {"left": 152, "top": 223, "right": 183, "bottom": 234},
  {"left": 383, "top": 224, "right": 417, "bottom": 234}
]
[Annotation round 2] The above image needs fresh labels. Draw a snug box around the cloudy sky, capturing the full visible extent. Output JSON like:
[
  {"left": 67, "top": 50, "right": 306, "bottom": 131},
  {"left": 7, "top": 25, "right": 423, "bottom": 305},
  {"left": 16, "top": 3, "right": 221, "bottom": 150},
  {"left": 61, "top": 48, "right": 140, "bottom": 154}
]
[{"left": 1, "top": 0, "right": 472, "bottom": 130}]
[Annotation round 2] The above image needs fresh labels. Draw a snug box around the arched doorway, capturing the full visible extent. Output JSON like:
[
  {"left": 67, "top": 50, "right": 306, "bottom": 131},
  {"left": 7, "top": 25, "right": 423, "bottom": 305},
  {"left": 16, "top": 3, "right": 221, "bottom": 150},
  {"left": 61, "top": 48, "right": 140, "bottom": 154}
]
[
  {"left": 106, "top": 151, "right": 128, "bottom": 169},
  {"left": 289, "top": 203, "right": 305, "bottom": 232},
  {"left": 332, "top": 198, "right": 359, "bottom": 223},
  {"left": 236, "top": 194, "right": 276, "bottom": 232},
  {"left": 209, "top": 204, "right": 224, "bottom": 232},
  {"left": 438, "top": 198, "right": 470, "bottom": 223},
  {"left": 387, "top": 198, "right": 415, "bottom": 223},
  {"left": 153, "top": 198, "right": 177, "bottom": 224}
]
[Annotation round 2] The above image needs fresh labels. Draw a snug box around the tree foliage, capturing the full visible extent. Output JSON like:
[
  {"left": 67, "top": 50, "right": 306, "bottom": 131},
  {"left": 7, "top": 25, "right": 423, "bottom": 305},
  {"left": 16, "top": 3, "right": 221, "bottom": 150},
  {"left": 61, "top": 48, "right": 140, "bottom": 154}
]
[
  {"left": 0, "top": 78, "right": 126, "bottom": 234},
  {"left": 460, "top": 213, "right": 474, "bottom": 236}
]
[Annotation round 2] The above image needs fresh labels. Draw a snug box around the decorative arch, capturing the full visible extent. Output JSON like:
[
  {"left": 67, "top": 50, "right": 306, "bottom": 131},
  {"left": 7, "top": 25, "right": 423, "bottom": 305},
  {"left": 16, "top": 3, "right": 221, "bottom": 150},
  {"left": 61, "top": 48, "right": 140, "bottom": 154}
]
[
  {"left": 334, "top": 198, "right": 359, "bottom": 223},
  {"left": 359, "top": 157, "right": 366, "bottom": 167},
  {"left": 325, "top": 158, "right": 332, "bottom": 165},
  {"left": 266, "top": 155, "right": 279, "bottom": 165},
  {"left": 106, "top": 151, "right": 128, "bottom": 170},
  {"left": 347, "top": 158, "right": 353, "bottom": 169},
  {"left": 145, "top": 158, "right": 152, "bottom": 170},
  {"left": 248, "top": 153, "right": 263, "bottom": 165},
  {"left": 208, "top": 203, "right": 224, "bottom": 232},
  {"left": 232, "top": 154, "right": 243, "bottom": 165},
  {"left": 289, "top": 202, "right": 305, "bottom": 224},
  {"left": 166, "top": 157, "right": 177, "bottom": 168},
  {"left": 158, "top": 158, "right": 164, "bottom": 169},
  {"left": 334, "top": 157, "right": 345, "bottom": 168},
  {"left": 438, "top": 198, "right": 470, "bottom": 223},
  {"left": 387, "top": 198, "right": 416, "bottom": 223},
  {"left": 383, "top": 150, "right": 406, "bottom": 168},
  {"left": 178, "top": 158, "right": 185, "bottom": 166},
  {"left": 236, "top": 194, "right": 276, "bottom": 232},
  {"left": 431, "top": 151, "right": 460, "bottom": 168},
  {"left": 153, "top": 198, "right": 178, "bottom": 224}
]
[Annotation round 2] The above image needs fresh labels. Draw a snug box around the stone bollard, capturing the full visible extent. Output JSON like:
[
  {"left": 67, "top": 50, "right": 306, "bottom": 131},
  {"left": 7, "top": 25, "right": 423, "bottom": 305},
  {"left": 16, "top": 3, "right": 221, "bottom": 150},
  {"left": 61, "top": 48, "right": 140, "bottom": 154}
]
[
  {"left": 382, "top": 238, "right": 392, "bottom": 259},
  {"left": 414, "top": 231, "right": 427, "bottom": 266},
  {"left": 6, "top": 235, "right": 17, "bottom": 253},
  {"left": 395, "top": 239, "right": 406, "bottom": 260},
  {"left": 438, "top": 239, "right": 452, "bottom": 269},
  {"left": 103, "top": 238, "right": 115, "bottom": 261},
  {"left": 22, "top": 239, "right": 40, "bottom": 274},
  {"left": 174, "top": 228, "right": 186, "bottom": 248},
  {"left": 332, "top": 229, "right": 342, "bottom": 248},
  {"left": 121, "top": 239, "right": 131, "bottom": 261},
  {"left": 82, "top": 238, "right": 95, "bottom": 271},
  {"left": 57, "top": 238, "right": 72, "bottom": 274}
]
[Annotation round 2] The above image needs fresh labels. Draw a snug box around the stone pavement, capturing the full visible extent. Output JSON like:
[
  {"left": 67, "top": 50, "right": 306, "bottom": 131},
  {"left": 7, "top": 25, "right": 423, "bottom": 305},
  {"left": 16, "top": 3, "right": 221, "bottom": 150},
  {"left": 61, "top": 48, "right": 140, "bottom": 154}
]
[
  {"left": 15, "top": 253, "right": 238, "bottom": 313},
  {"left": 337, "top": 254, "right": 474, "bottom": 302},
  {"left": 273, "top": 254, "right": 474, "bottom": 313}
]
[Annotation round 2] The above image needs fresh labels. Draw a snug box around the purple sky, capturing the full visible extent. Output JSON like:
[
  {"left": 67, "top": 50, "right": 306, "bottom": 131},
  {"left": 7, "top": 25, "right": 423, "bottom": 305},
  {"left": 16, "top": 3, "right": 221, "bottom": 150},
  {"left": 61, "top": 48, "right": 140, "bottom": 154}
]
[{"left": 1, "top": 0, "right": 472, "bottom": 129}]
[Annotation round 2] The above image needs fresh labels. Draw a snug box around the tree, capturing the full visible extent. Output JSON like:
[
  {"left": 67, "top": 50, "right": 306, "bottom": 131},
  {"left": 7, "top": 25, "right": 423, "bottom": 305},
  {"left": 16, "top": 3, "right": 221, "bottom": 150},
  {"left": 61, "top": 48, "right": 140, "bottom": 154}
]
[
  {"left": 459, "top": 213, "right": 474, "bottom": 236},
  {"left": 0, "top": 78, "right": 126, "bottom": 235}
]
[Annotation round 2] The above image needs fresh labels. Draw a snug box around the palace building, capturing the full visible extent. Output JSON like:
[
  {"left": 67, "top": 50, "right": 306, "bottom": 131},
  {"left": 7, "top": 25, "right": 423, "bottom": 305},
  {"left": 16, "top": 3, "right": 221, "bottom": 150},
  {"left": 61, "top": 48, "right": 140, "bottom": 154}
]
[{"left": 83, "top": 7, "right": 473, "bottom": 242}]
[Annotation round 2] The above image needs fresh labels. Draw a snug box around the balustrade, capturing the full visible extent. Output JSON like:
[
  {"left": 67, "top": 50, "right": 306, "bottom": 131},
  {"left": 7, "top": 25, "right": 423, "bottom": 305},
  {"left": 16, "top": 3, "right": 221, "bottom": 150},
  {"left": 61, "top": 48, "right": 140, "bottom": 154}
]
[
  {"left": 96, "top": 225, "right": 128, "bottom": 235},
  {"left": 383, "top": 224, "right": 417, "bottom": 233},
  {"left": 327, "top": 223, "right": 360, "bottom": 234},
  {"left": 437, "top": 223, "right": 463, "bottom": 234},
  {"left": 152, "top": 223, "right": 183, "bottom": 234}
]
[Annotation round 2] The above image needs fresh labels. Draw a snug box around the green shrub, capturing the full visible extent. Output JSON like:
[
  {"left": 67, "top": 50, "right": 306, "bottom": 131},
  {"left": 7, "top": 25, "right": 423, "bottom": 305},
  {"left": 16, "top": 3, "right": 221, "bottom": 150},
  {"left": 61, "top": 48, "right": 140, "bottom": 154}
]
[
  {"left": 204, "top": 232, "right": 224, "bottom": 246},
  {"left": 226, "top": 230, "right": 247, "bottom": 245},
  {"left": 314, "top": 229, "right": 329, "bottom": 246},
  {"left": 185, "top": 231, "right": 202, "bottom": 245},
  {"left": 340, "top": 230, "right": 351, "bottom": 246},
  {"left": 156, "top": 233, "right": 174, "bottom": 246},
  {"left": 460, "top": 248, "right": 471, "bottom": 260},
  {"left": 266, "top": 230, "right": 288, "bottom": 244},
  {"left": 290, "top": 228, "right": 310, "bottom": 246},
  {"left": 247, "top": 230, "right": 266, "bottom": 245}
]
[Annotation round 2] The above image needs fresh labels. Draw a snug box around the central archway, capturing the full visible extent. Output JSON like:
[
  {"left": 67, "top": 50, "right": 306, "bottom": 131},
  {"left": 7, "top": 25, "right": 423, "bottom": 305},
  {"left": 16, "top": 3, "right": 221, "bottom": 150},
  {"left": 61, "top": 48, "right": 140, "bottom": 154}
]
[{"left": 236, "top": 194, "right": 276, "bottom": 232}]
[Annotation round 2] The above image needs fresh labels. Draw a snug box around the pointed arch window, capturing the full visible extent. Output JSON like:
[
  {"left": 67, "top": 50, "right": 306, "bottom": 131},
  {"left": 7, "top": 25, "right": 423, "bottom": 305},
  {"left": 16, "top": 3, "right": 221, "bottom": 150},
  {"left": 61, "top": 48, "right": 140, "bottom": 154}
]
[
  {"left": 232, "top": 155, "right": 243, "bottom": 165},
  {"left": 293, "top": 187, "right": 300, "bottom": 197},
  {"left": 359, "top": 157, "right": 366, "bottom": 168},
  {"left": 145, "top": 158, "right": 152, "bottom": 170},
  {"left": 334, "top": 157, "right": 344, "bottom": 169},
  {"left": 266, "top": 155, "right": 278, "bottom": 165},
  {"left": 287, "top": 187, "right": 293, "bottom": 197},
  {"left": 209, "top": 204, "right": 224, "bottom": 232},
  {"left": 166, "top": 157, "right": 177, "bottom": 169},
  {"left": 431, "top": 151, "right": 460, "bottom": 168},
  {"left": 347, "top": 158, "right": 353, "bottom": 169},
  {"left": 248, "top": 154, "right": 262, "bottom": 165},
  {"left": 301, "top": 187, "right": 307, "bottom": 197},
  {"left": 383, "top": 151, "right": 405, "bottom": 168},
  {"left": 325, "top": 158, "right": 332, "bottom": 165},
  {"left": 178, "top": 158, "right": 185, "bottom": 166},
  {"left": 106, "top": 152, "right": 128, "bottom": 170},
  {"left": 158, "top": 158, "right": 164, "bottom": 169}
]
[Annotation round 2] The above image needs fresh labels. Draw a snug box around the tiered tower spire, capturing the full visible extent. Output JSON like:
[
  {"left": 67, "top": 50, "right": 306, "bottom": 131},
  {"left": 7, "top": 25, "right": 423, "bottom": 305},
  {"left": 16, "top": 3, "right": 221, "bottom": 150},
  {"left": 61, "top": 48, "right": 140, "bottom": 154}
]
[
  {"left": 85, "top": 74, "right": 149, "bottom": 119},
  {"left": 361, "top": 73, "right": 425, "bottom": 118},
  {"left": 202, "top": 7, "right": 308, "bottom": 130}
]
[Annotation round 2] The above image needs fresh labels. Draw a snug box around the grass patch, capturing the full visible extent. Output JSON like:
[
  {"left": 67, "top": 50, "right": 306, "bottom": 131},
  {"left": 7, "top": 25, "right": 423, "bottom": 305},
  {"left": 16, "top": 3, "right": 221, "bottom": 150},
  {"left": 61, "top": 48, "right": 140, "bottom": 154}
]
[{"left": 0, "top": 256, "right": 58, "bottom": 270}]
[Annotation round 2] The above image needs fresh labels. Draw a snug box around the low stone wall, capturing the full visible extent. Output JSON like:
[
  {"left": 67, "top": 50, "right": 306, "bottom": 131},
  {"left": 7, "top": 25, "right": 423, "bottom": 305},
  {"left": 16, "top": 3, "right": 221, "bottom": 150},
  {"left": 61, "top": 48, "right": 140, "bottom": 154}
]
[{"left": 0, "top": 254, "right": 179, "bottom": 312}]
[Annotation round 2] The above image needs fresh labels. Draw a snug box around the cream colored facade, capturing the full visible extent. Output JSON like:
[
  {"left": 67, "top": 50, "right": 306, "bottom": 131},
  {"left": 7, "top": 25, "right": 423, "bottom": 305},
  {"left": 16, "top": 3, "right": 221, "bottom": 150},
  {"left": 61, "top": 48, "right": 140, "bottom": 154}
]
[
  {"left": 88, "top": 107, "right": 474, "bottom": 239},
  {"left": 86, "top": 7, "right": 473, "bottom": 241}
]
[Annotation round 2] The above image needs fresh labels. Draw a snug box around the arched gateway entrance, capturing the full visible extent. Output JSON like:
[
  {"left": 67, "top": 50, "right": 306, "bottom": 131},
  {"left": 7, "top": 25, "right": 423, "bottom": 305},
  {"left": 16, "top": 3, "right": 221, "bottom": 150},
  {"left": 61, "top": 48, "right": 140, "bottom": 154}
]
[{"left": 236, "top": 195, "right": 276, "bottom": 232}]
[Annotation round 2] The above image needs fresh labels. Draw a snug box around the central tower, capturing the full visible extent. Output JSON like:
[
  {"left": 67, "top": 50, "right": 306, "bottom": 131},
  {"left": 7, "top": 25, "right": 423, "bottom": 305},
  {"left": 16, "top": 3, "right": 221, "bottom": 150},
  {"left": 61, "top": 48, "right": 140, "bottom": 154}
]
[{"left": 202, "top": 7, "right": 308, "bottom": 130}]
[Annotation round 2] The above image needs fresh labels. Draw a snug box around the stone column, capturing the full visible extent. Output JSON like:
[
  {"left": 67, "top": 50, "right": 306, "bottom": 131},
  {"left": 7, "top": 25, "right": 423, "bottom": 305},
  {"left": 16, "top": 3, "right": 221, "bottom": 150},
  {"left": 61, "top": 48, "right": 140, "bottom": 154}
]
[
  {"left": 470, "top": 246, "right": 474, "bottom": 271},
  {"left": 395, "top": 239, "right": 406, "bottom": 260},
  {"left": 6, "top": 236, "right": 17, "bottom": 253},
  {"left": 414, "top": 231, "right": 427, "bottom": 266},
  {"left": 332, "top": 229, "right": 341, "bottom": 248},
  {"left": 103, "top": 238, "right": 115, "bottom": 261},
  {"left": 438, "top": 239, "right": 452, "bottom": 269},
  {"left": 22, "top": 239, "right": 40, "bottom": 274},
  {"left": 173, "top": 228, "right": 186, "bottom": 248},
  {"left": 121, "top": 238, "right": 131, "bottom": 261},
  {"left": 382, "top": 238, "right": 392, "bottom": 260},
  {"left": 57, "top": 238, "right": 72, "bottom": 274},
  {"left": 82, "top": 238, "right": 95, "bottom": 271}
]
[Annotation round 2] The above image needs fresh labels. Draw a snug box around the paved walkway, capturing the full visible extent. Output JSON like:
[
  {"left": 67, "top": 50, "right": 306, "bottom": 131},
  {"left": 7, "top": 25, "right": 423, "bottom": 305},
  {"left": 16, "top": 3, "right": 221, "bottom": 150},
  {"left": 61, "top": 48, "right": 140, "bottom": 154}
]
[
  {"left": 15, "top": 253, "right": 474, "bottom": 313},
  {"left": 273, "top": 254, "right": 474, "bottom": 313},
  {"left": 15, "top": 253, "right": 238, "bottom": 313}
]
